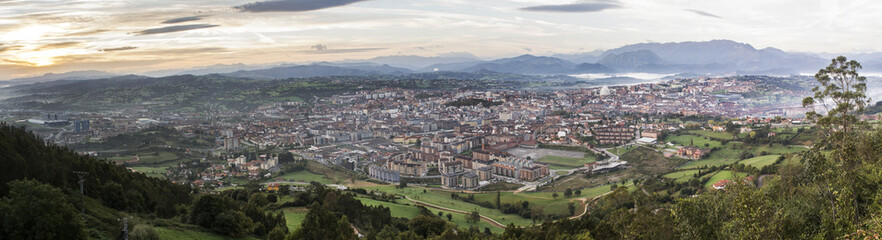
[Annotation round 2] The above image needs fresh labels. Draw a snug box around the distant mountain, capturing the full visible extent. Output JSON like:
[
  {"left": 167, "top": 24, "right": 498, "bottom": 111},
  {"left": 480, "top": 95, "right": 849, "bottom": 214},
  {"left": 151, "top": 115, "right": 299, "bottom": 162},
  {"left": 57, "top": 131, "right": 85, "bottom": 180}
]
[
  {"left": 4, "top": 70, "right": 119, "bottom": 86},
  {"left": 143, "top": 63, "right": 274, "bottom": 77},
  {"left": 573, "top": 63, "right": 615, "bottom": 73},
  {"left": 599, "top": 50, "right": 664, "bottom": 72},
  {"left": 421, "top": 54, "right": 613, "bottom": 75},
  {"left": 552, "top": 51, "right": 604, "bottom": 64},
  {"left": 362, "top": 52, "right": 481, "bottom": 70},
  {"left": 222, "top": 63, "right": 413, "bottom": 79},
  {"left": 599, "top": 40, "right": 827, "bottom": 74}
]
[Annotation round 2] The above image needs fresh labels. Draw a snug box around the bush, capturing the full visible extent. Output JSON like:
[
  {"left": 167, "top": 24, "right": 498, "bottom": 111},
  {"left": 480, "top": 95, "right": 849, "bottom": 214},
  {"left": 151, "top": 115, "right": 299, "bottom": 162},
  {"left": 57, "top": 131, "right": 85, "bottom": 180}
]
[{"left": 130, "top": 225, "right": 160, "bottom": 240}]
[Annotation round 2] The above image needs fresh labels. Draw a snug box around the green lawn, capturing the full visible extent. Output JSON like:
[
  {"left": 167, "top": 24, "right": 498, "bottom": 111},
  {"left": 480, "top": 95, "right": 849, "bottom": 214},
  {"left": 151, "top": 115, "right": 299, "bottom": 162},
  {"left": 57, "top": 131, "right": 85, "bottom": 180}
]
[
  {"left": 739, "top": 155, "right": 780, "bottom": 168},
  {"left": 539, "top": 155, "right": 596, "bottom": 170},
  {"left": 356, "top": 197, "right": 503, "bottom": 233},
  {"left": 688, "top": 130, "right": 735, "bottom": 140},
  {"left": 362, "top": 185, "right": 535, "bottom": 226},
  {"left": 275, "top": 170, "right": 333, "bottom": 184},
  {"left": 704, "top": 170, "right": 748, "bottom": 189},
  {"left": 477, "top": 182, "right": 524, "bottom": 191},
  {"left": 520, "top": 180, "right": 634, "bottom": 200},
  {"left": 283, "top": 207, "right": 309, "bottom": 232},
  {"left": 679, "top": 142, "right": 806, "bottom": 169},
  {"left": 128, "top": 166, "right": 167, "bottom": 179},
  {"left": 662, "top": 170, "right": 700, "bottom": 183},
  {"left": 665, "top": 134, "right": 723, "bottom": 148},
  {"left": 356, "top": 197, "right": 420, "bottom": 219}
]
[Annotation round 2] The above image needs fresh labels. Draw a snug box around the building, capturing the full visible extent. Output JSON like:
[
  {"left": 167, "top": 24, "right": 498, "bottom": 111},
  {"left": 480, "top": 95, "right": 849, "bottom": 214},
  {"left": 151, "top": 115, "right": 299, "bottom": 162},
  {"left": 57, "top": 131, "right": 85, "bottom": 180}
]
[
  {"left": 492, "top": 162, "right": 519, "bottom": 179},
  {"left": 368, "top": 165, "right": 400, "bottom": 182},
  {"left": 223, "top": 138, "right": 240, "bottom": 150},
  {"left": 441, "top": 173, "right": 460, "bottom": 188},
  {"left": 461, "top": 173, "right": 479, "bottom": 188},
  {"left": 676, "top": 147, "right": 709, "bottom": 159},
  {"left": 74, "top": 120, "right": 90, "bottom": 133},
  {"left": 476, "top": 167, "right": 493, "bottom": 181},
  {"left": 440, "top": 161, "right": 463, "bottom": 174},
  {"left": 266, "top": 182, "right": 280, "bottom": 191},
  {"left": 593, "top": 126, "right": 635, "bottom": 145},
  {"left": 387, "top": 160, "right": 427, "bottom": 176}
]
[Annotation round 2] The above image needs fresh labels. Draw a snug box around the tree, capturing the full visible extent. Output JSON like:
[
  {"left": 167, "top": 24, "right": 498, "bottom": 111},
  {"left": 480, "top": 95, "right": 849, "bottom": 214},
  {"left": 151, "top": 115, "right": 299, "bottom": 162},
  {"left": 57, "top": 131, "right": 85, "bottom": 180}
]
[
  {"left": 290, "top": 203, "right": 350, "bottom": 240},
  {"left": 213, "top": 209, "right": 253, "bottom": 237},
  {"left": 0, "top": 179, "right": 86, "bottom": 240},
  {"left": 468, "top": 211, "right": 481, "bottom": 224},
  {"left": 552, "top": 192, "right": 559, "bottom": 199},
  {"left": 267, "top": 226, "right": 286, "bottom": 240},
  {"left": 802, "top": 56, "right": 871, "bottom": 226},
  {"left": 447, "top": 213, "right": 453, "bottom": 221},
  {"left": 575, "top": 189, "right": 582, "bottom": 196},
  {"left": 568, "top": 202, "right": 576, "bottom": 216},
  {"left": 564, "top": 188, "right": 573, "bottom": 198},
  {"left": 496, "top": 191, "right": 501, "bottom": 209},
  {"left": 438, "top": 211, "right": 444, "bottom": 217},
  {"left": 398, "top": 180, "right": 407, "bottom": 189},
  {"left": 409, "top": 214, "right": 447, "bottom": 237}
]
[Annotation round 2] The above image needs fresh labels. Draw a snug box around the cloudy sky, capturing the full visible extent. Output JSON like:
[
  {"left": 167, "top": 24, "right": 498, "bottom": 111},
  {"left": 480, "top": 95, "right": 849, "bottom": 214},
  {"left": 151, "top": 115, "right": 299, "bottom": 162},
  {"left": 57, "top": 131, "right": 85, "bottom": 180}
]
[{"left": 0, "top": 0, "right": 880, "bottom": 78}]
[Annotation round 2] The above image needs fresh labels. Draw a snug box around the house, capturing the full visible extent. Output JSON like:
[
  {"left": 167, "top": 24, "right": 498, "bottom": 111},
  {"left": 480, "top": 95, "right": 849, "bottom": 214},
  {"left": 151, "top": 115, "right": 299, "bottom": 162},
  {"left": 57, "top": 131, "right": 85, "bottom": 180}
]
[
  {"left": 267, "top": 182, "right": 280, "bottom": 191},
  {"left": 712, "top": 179, "right": 732, "bottom": 190},
  {"left": 677, "top": 147, "right": 709, "bottom": 159}
]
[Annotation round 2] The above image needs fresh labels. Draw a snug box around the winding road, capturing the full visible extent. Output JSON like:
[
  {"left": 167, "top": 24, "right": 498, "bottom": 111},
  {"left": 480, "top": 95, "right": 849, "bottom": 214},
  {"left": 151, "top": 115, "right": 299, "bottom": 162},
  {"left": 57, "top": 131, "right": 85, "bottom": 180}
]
[{"left": 404, "top": 196, "right": 508, "bottom": 229}]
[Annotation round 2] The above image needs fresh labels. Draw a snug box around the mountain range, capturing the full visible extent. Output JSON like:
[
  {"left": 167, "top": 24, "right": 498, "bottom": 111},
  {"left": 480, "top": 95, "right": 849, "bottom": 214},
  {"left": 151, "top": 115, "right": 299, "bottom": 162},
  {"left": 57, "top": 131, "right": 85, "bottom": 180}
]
[{"left": 8, "top": 39, "right": 882, "bottom": 84}]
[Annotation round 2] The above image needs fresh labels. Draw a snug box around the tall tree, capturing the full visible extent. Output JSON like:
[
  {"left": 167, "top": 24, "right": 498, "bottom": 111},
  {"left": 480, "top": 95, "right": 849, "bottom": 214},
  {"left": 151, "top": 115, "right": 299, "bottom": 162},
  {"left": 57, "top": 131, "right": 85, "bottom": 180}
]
[
  {"left": 0, "top": 179, "right": 86, "bottom": 240},
  {"left": 802, "top": 56, "right": 871, "bottom": 233}
]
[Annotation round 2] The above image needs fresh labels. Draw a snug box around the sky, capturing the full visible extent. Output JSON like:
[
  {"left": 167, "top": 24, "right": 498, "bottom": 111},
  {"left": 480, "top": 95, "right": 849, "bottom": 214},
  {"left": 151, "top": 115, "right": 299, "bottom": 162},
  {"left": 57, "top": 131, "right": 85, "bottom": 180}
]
[{"left": 1, "top": 0, "right": 881, "bottom": 79}]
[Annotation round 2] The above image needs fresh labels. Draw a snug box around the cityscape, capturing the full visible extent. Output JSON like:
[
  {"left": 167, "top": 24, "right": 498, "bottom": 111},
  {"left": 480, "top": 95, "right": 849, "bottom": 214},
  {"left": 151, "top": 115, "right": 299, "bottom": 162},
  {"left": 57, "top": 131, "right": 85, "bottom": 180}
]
[{"left": 3, "top": 0, "right": 882, "bottom": 239}]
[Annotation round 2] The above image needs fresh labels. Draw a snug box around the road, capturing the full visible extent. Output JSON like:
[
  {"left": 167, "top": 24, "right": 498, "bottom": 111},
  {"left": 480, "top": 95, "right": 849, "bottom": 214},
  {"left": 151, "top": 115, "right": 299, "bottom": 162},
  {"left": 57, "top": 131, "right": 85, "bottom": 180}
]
[
  {"left": 404, "top": 196, "right": 507, "bottom": 229},
  {"left": 264, "top": 181, "right": 348, "bottom": 190}
]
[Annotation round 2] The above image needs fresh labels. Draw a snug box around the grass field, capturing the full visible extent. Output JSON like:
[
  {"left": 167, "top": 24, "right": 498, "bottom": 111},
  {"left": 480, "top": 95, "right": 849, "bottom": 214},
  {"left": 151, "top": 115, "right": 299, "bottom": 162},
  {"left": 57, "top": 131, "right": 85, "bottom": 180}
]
[
  {"left": 608, "top": 145, "right": 637, "bottom": 156},
  {"left": 356, "top": 197, "right": 503, "bottom": 233},
  {"left": 356, "top": 197, "right": 420, "bottom": 219},
  {"left": 704, "top": 170, "right": 748, "bottom": 189},
  {"left": 679, "top": 142, "right": 806, "bottom": 169},
  {"left": 155, "top": 226, "right": 257, "bottom": 240},
  {"left": 275, "top": 170, "right": 333, "bottom": 184},
  {"left": 739, "top": 155, "right": 780, "bottom": 168},
  {"left": 128, "top": 166, "right": 167, "bottom": 179},
  {"left": 520, "top": 180, "right": 633, "bottom": 200},
  {"left": 665, "top": 134, "right": 723, "bottom": 148},
  {"left": 687, "top": 130, "right": 735, "bottom": 140},
  {"left": 282, "top": 207, "right": 309, "bottom": 232},
  {"left": 662, "top": 170, "right": 701, "bottom": 183},
  {"left": 476, "top": 182, "right": 524, "bottom": 191},
  {"left": 362, "top": 185, "right": 535, "bottom": 226},
  {"left": 539, "top": 155, "right": 596, "bottom": 170}
]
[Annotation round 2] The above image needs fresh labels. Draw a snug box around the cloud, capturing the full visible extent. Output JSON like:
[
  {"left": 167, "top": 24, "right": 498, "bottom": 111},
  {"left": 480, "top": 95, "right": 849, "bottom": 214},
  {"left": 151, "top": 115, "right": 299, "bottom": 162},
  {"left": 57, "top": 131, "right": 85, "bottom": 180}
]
[
  {"left": 35, "top": 41, "right": 81, "bottom": 50},
  {"left": 298, "top": 44, "right": 385, "bottom": 54},
  {"left": 310, "top": 44, "right": 328, "bottom": 51},
  {"left": 100, "top": 46, "right": 138, "bottom": 52},
  {"left": 117, "top": 47, "right": 228, "bottom": 56},
  {"left": 0, "top": 44, "right": 22, "bottom": 53},
  {"left": 133, "top": 24, "right": 220, "bottom": 35},
  {"left": 684, "top": 9, "right": 722, "bottom": 19},
  {"left": 235, "top": 0, "right": 367, "bottom": 13},
  {"left": 63, "top": 29, "right": 109, "bottom": 37},
  {"left": 520, "top": 1, "right": 621, "bottom": 13},
  {"left": 162, "top": 15, "right": 209, "bottom": 24}
]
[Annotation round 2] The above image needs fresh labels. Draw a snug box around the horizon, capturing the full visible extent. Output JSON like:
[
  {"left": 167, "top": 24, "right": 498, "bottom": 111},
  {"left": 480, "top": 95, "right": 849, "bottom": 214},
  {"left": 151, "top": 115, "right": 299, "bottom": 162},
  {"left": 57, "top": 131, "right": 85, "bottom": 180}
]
[{"left": 2, "top": 0, "right": 882, "bottom": 78}]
